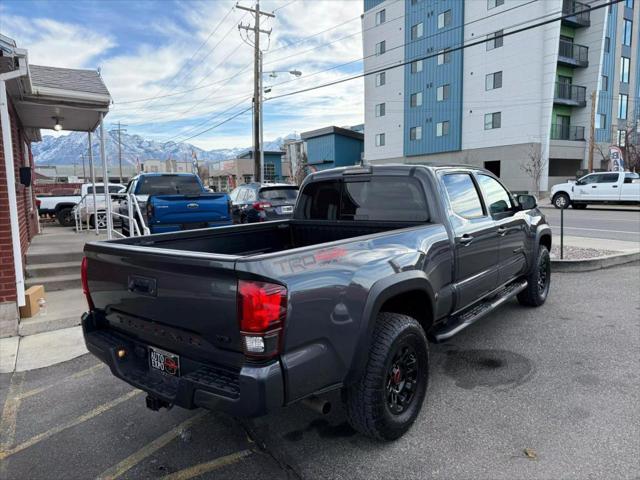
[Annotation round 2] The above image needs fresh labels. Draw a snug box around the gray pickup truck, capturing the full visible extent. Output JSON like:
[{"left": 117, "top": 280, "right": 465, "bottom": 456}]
[{"left": 81, "top": 164, "right": 551, "bottom": 440}]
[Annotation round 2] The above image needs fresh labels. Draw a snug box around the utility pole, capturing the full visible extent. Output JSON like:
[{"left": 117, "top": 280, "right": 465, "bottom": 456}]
[
  {"left": 110, "top": 121, "right": 127, "bottom": 183},
  {"left": 588, "top": 90, "right": 596, "bottom": 172},
  {"left": 238, "top": 2, "right": 274, "bottom": 183},
  {"left": 81, "top": 153, "right": 86, "bottom": 180}
]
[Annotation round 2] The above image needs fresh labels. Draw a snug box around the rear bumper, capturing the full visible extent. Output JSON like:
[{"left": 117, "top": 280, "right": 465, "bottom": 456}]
[{"left": 81, "top": 312, "right": 284, "bottom": 417}]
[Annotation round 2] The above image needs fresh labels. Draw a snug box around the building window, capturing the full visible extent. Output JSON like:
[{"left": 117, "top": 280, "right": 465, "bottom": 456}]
[
  {"left": 484, "top": 112, "right": 501, "bottom": 130},
  {"left": 375, "top": 72, "right": 386, "bottom": 86},
  {"left": 601, "top": 75, "right": 608, "bottom": 91},
  {"left": 596, "top": 113, "right": 606, "bottom": 129},
  {"left": 411, "top": 59, "right": 423, "bottom": 73},
  {"left": 488, "top": 0, "right": 505, "bottom": 9},
  {"left": 437, "top": 48, "right": 451, "bottom": 65},
  {"left": 604, "top": 36, "right": 610, "bottom": 53},
  {"left": 243, "top": 174, "right": 252, "bottom": 184},
  {"left": 410, "top": 91, "right": 423, "bottom": 107},
  {"left": 617, "top": 129, "right": 627, "bottom": 147},
  {"left": 411, "top": 0, "right": 423, "bottom": 4},
  {"left": 375, "top": 133, "right": 385, "bottom": 146},
  {"left": 486, "top": 30, "right": 504, "bottom": 51},
  {"left": 618, "top": 94, "right": 628, "bottom": 119},
  {"left": 264, "top": 164, "right": 276, "bottom": 182},
  {"left": 623, "top": 20, "right": 633, "bottom": 46},
  {"left": 436, "top": 84, "right": 450, "bottom": 101},
  {"left": 375, "top": 9, "right": 386, "bottom": 25},
  {"left": 437, "top": 10, "right": 452, "bottom": 29},
  {"left": 620, "top": 57, "right": 630, "bottom": 83},
  {"left": 375, "top": 40, "right": 386, "bottom": 55},
  {"left": 485, "top": 71, "right": 503, "bottom": 90},
  {"left": 626, "top": 0, "right": 634, "bottom": 8},
  {"left": 436, "top": 121, "right": 450, "bottom": 137},
  {"left": 411, "top": 22, "right": 424, "bottom": 40},
  {"left": 410, "top": 126, "right": 422, "bottom": 141},
  {"left": 375, "top": 103, "right": 386, "bottom": 117}
]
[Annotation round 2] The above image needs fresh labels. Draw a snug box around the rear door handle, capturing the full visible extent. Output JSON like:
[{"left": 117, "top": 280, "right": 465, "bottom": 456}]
[
  {"left": 497, "top": 226, "right": 507, "bottom": 236},
  {"left": 458, "top": 234, "right": 473, "bottom": 245},
  {"left": 612, "top": 185, "right": 618, "bottom": 188},
  {"left": 592, "top": 185, "right": 597, "bottom": 188}
]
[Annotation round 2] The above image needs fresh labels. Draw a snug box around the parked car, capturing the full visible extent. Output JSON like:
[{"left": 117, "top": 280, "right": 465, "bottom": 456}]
[
  {"left": 72, "top": 183, "right": 126, "bottom": 228},
  {"left": 550, "top": 171, "right": 640, "bottom": 209},
  {"left": 118, "top": 173, "right": 232, "bottom": 235},
  {"left": 38, "top": 183, "right": 124, "bottom": 227},
  {"left": 81, "top": 164, "right": 551, "bottom": 441},
  {"left": 229, "top": 183, "right": 299, "bottom": 223}
]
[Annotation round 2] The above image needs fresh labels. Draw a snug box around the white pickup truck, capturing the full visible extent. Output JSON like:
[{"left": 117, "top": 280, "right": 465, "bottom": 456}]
[
  {"left": 550, "top": 171, "right": 640, "bottom": 209},
  {"left": 38, "top": 183, "right": 124, "bottom": 227}
]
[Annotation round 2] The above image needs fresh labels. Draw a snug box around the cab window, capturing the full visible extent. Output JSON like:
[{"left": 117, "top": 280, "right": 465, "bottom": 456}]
[
  {"left": 596, "top": 173, "right": 619, "bottom": 183},
  {"left": 442, "top": 174, "right": 484, "bottom": 219},
  {"left": 476, "top": 174, "right": 513, "bottom": 217}
]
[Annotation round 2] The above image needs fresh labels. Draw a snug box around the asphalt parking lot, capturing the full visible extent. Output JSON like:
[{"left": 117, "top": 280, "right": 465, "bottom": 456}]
[{"left": 1, "top": 264, "right": 639, "bottom": 480}]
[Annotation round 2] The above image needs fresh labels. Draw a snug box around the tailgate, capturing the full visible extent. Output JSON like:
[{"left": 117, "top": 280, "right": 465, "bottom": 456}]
[
  {"left": 150, "top": 193, "right": 230, "bottom": 225},
  {"left": 84, "top": 243, "right": 243, "bottom": 366}
]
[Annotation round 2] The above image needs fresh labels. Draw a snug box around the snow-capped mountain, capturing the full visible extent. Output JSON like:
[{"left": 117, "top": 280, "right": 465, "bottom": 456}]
[{"left": 32, "top": 131, "right": 297, "bottom": 166}]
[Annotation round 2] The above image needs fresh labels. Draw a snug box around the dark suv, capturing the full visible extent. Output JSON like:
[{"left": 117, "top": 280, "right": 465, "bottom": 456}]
[{"left": 229, "top": 183, "right": 299, "bottom": 223}]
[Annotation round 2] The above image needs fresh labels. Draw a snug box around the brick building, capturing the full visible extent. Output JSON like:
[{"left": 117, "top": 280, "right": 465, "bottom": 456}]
[{"left": 0, "top": 35, "right": 111, "bottom": 336}]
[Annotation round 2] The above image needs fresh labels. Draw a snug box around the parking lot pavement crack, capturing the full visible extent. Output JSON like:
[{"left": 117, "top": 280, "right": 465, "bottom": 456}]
[
  {"left": 238, "top": 418, "right": 304, "bottom": 480},
  {"left": 0, "top": 372, "right": 25, "bottom": 451}
]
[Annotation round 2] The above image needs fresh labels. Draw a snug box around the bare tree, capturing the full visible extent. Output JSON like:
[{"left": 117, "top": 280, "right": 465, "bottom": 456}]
[
  {"left": 594, "top": 121, "right": 640, "bottom": 172},
  {"left": 294, "top": 151, "right": 309, "bottom": 186},
  {"left": 520, "top": 145, "right": 547, "bottom": 196}
]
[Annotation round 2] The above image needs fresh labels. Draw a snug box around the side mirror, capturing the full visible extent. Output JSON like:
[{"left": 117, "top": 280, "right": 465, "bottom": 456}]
[{"left": 517, "top": 194, "right": 537, "bottom": 210}]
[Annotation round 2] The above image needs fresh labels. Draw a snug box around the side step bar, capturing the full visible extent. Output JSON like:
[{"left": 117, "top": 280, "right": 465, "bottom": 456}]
[{"left": 430, "top": 280, "right": 528, "bottom": 343}]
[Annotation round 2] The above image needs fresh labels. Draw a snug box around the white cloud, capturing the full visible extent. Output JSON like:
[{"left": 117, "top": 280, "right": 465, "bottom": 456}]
[
  {"left": 3, "top": 0, "right": 365, "bottom": 150},
  {"left": 1, "top": 14, "right": 115, "bottom": 68}
]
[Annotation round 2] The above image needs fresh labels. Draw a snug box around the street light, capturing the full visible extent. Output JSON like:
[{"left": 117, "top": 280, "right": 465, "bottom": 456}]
[
  {"left": 52, "top": 116, "right": 63, "bottom": 131},
  {"left": 259, "top": 67, "right": 302, "bottom": 182}
]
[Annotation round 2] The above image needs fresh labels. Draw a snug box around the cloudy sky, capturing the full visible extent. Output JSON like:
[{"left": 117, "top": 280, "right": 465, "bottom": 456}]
[{"left": 0, "top": 0, "right": 365, "bottom": 150}]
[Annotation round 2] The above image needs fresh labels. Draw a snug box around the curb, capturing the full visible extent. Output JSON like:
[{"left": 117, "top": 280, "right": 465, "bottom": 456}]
[{"left": 551, "top": 251, "right": 640, "bottom": 272}]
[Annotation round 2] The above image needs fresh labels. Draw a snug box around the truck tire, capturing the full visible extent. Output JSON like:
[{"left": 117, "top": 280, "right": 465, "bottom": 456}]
[
  {"left": 56, "top": 207, "right": 74, "bottom": 227},
  {"left": 345, "top": 312, "right": 429, "bottom": 441},
  {"left": 517, "top": 245, "right": 550, "bottom": 307},
  {"left": 552, "top": 193, "right": 570, "bottom": 209}
]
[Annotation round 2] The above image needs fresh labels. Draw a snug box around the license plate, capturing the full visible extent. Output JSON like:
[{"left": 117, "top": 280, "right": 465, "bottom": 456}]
[
  {"left": 279, "top": 206, "right": 293, "bottom": 214},
  {"left": 149, "top": 346, "right": 180, "bottom": 377}
]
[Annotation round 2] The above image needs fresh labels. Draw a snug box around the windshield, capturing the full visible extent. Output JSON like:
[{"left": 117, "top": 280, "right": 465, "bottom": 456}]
[
  {"left": 259, "top": 187, "right": 298, "bottom": 201},
  {"left": 136, "top": 175, "right": 202, "bottom": 195}
]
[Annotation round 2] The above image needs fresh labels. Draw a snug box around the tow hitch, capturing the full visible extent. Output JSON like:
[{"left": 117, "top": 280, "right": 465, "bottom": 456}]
[{"left": 145, "top": 395, "right": 172, "bottom": 411}]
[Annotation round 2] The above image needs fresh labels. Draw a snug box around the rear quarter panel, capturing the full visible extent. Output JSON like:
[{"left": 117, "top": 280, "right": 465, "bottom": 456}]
[{"left": 236, "top": 224, "right": 452, "bottom": 403}]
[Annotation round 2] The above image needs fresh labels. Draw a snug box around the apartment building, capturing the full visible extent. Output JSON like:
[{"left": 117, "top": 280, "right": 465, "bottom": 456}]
[{"left": 363, "top": 0, "right": 638, "bottom": 192}]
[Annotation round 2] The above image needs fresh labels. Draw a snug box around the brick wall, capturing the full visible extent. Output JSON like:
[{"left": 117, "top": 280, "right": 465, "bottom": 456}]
[{"left": 0, "top": 96, "right": 39, "bottom": 303}]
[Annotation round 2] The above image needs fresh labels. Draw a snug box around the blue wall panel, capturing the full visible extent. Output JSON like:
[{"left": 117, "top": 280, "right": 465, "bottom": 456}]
[
  {"left": 404, "top": 0, "right": 463, "bottom": 156},
  {"left": 364, "top": 0, "right": 386, "bottom": 12},
  {"left": 596, "top": 3, "right": 618, "bottom": 143},
  {"left": 307, "top": 135, "right": 336, "bottom": 166},
  {"left": 306, "top": 133, "right": 363, "bottom": 170}
]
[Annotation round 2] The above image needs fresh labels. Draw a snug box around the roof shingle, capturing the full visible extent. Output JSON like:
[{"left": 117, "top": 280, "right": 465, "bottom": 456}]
[{"left": 29, "top": 64, "right": 110, "bottom": 97}]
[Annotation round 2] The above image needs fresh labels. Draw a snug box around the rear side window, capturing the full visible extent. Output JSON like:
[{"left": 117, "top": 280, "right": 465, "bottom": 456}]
[
  {"left": 597, "top": 173, "right": 619, "bottom": 183},
  {"left": 259, "top": 187, "right": 298, "bottom": 201},
  {"left": 298, "top": 177, "right": 429, "bottom": 222},
  {"left": 136, "top": 175, "right": 202, "bottom": 195},
  {"left": 442, "top": 174, "right": 484, "bottom": 218}
]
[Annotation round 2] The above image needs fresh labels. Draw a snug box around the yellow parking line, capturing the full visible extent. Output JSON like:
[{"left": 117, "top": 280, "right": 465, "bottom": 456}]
[
  {"left": 96, "top": 410, "right": 209, "bottom": 480},
  {"left": 18, "top": 363, "right": 106, "bottom": 401},
  {"left": 0, "top": 389, "right": 141, "bottom": 460},
  {"left": 160, "top": 450, "right": 253, "bottom": 480},
  {"left": 0, "top": 372, "right": 25, "bottom": 451}
]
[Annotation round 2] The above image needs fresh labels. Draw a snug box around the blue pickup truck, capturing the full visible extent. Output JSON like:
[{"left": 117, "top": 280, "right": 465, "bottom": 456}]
[{"left": 118, "top": 173, "right": 232, "bottom": 235}]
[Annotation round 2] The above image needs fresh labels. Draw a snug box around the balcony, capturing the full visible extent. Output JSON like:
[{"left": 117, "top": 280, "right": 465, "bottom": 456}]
[
  {"left": 558, "top": 40, "right": 589, "bottom": 67},
  {"left": 554, "top": 83, "right": 587, "bottom": 107},
  {"left": 550, "top": 124, "right": 585, "bottom": 141},
  {"left": 562, "top": 0, "right": 591, "bottom": 27}
]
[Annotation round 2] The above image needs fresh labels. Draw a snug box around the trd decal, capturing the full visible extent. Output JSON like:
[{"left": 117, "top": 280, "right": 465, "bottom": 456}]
[{"left": 274, "top": 247, "right": 347, "bottom": 273}]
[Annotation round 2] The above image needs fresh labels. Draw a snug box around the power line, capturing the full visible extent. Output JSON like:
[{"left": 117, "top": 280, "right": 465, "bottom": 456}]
[
  {"left": 177, "top": 105, "right": 253, "bottom": 143},
  {"left": 266, "top": 0, "right": 622, "bottom": 102}
]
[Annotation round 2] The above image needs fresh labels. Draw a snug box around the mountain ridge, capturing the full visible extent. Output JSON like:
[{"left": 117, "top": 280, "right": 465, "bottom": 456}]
[{"left": 32, "top": 131, "right": 297, "bottom": 166}]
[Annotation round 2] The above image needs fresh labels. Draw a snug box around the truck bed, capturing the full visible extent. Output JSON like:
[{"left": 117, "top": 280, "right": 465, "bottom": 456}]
[{"left": 108, "top": 219, "right": 426, "bottom": 257}]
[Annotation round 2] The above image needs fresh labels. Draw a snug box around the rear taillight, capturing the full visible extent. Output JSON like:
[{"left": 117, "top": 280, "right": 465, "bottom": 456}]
[
  {"left": 237, "top": 280, "right": 287, "bottom": 359},
  {"left": 81, "top": 256, "right": 94, "bottom": 310},
  {"left": 252, "top": 201, "right": 272, "bottom": 211},
  {"left": 146, "top": 202, "right": 154, "bottom": 219}
]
